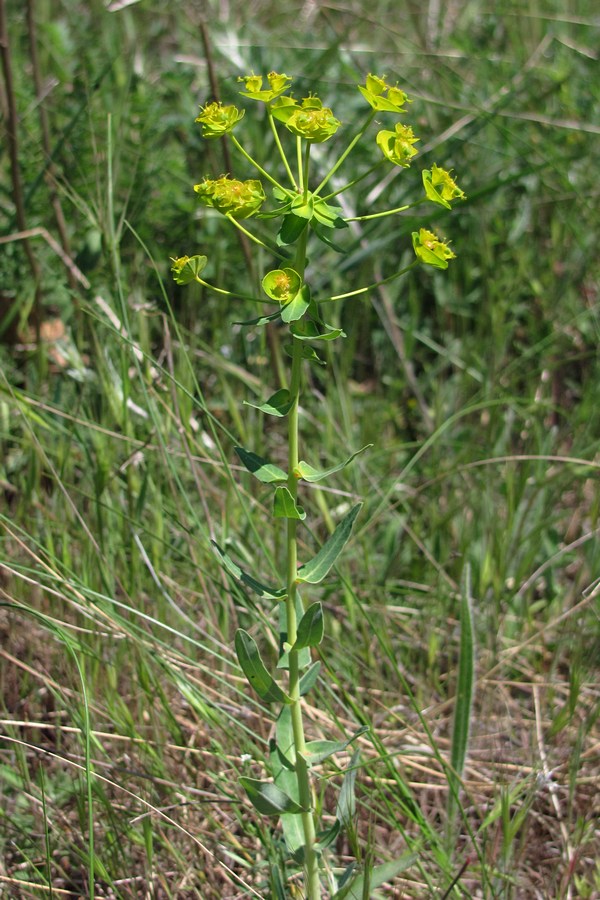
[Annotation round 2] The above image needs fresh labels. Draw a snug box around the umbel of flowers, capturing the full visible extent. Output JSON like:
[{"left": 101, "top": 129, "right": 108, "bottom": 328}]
[{"left": 172, "top": 72, "right": 465, "bottom": 900}]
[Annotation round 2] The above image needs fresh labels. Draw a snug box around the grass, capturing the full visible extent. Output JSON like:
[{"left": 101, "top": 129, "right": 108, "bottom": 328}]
[{"left": 1, "top": 0, "right": 599, "bottom": 896}]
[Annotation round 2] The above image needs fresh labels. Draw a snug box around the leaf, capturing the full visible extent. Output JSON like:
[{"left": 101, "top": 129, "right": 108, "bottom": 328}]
[
  {"left": 296, "top": 445, "right": 372, "bottom": 483},
  {"left": 336, "top": 750, "right": 359, "bottom": 827},
  {"left": 235, "top": 630, "right": 290, "bottom": 704},
  {"left": 297, "top": 504, "right": 362, "bottom": 584},
  {"left": 235, "top": 447, "right": 287, "bottom": 484},
  {"left": 239, "top": 777, "right": 304, "bottom": 816},
  {"left": 278, "top": 592, "right": 311, "bottom": 671},
  {"left": 278, "top": 212, "right": 309, "bottom": 245},
  {"left": 274, "top": 487, "right": 306, "bottom": 520},
  {"left": 275, "top": 706, "right": 296, "bottom": 767},
  {"left": 283, "top": 342, "right": 325, "bottom": 365},
  {"left": 311, "top": 219, "right": 348, "bottom": 252},
  {"left": 304, "top": 726, "right": 369, "bottom": 766},
  {"left": 448, "top": 564, "right": 475, "bottom": 823},
  {"left": 212, "top": 542, "right": 286, "bottom": 600},
  {"left": 299, "top": 661, "right": 320, "bottom": 696},
  {"left": 315, "top": 820, "right": 341, "bottom": 852},
  {"left": 293, "top": 602, "right": 324, "bottom": 649},
  {"left": 312, "top": 198, "right": 347, "bottom": 229},
  {"left": 244, "top": 388, "right": 294, "bottom": 417},
  {"left": 290, "top": 320, "right": 346, "bottom": 342},
  {"left": 233, "top": 310, "right": 281, "bottom": 327},
  {"left": 333, "top": 854, "right": 418, "bottom": 899},
  {"left": 281, "top": 283, "right": 311, "bottom": 324}
]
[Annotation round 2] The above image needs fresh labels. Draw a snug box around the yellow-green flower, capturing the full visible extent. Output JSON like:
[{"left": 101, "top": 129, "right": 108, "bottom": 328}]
[
  {"left": 358, "top": 74, "right": 410, "bottom": 113},
  {"left": 262, "top": 268, "right": 302, "bottom": 304},
  {"left": 194, "top": 175, "right": 266, "bottom": 219},
  {"left": 412, "top": 228, "right": 456, "bottom": 269},
  {"left": 422, "top": 164, "right": 466, "bottom": 209},
  {"left": 171, "top": 254, "right": 208, "bottom": 284},
  {"left": 238, "top": 71, "right": 292, "bottom": 102},
  {"left": 195, "top": 102, "right": 245, "bottom": 139},
  {"left": 285, "top": 96, "right": 341, "bottom": 143},
  {"left": 376, "top": 123, "right": 419, "bottom": 167}
]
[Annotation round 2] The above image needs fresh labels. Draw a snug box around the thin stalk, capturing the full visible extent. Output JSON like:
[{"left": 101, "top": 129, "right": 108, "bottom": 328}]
[
  {"left": 230, "top": 133, "right": 287, "bottom": 191},
  {"left": 268, "top": 109, "right": 297, "bottom": 188},
  {"left": 345, "top": 202, "right": 414, "bottom": 222},
  {"left": 315, "top": 110, "right": 376, "bottom": 194},
  {"left": 225, "top": 213, "right": 288, "bottom": 260},
  {"left": 321, "top": 159, "right": 386, "bottom": 202},
  {"left": 284, "top": 216, "right": 321, "bottom": 898},
  {"left": 321, "top": 262, "right": 418, "bottom": 303}
]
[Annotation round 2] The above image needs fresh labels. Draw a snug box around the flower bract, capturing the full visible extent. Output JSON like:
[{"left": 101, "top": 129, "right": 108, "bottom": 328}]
[
  {"left": 358, "top": 74, "right": 410, "bottom": 113},
  {"left": 194, "top": 175, "right": 266, "bottom": 219},
  {"left": 284, "top": 96, "right": 341, "bottom": 142},
  {"left": 195, "top": 102, "right": 245, "bottom": 139},
  {"left": 238, "top": 71, "right": 292, "bottom": 103},
  {"left": 171, "top": 255, "right": 208, "bottom": 284},
  {"left": 262, "top": 268, "right": 302, "bottom": 304},
  {"left": 422, "top": 164, "right": 466, "bottom": 209},
  {"left": 412, "top": 228, "right": 456, "bottom": 269},
  {"left": 376, "top": 123, "right": 419, "bottom": 167}
]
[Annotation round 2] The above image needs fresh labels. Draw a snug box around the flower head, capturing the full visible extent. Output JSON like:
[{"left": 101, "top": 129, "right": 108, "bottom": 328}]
[
  {"left": 170, "top": 254, "right": 208, "bottom": 284},
  {"left": 194, "top": 175, "right": 266, "bottom": 219},
  {"left": 238, "top": 71, "right": 292, "bottom": 103},
  {"left": 195, "top": 102, "right": 245, "bottom": 139},
  {"left": 412, "top": 228, "right": 456, "bottom": 269},
  {"left": 376, "top": 123, "right": 419, "bottom": 167},
  {"left": 284, "top": 96, "right": 341, "bottom": 142},
  {"left": 358, "top": 74, "right": 410, "bottom": 113},
  {"left": 422, "top": 164, "right": 466, "bottom": 209},
  {"left": 262, "top": 267, "right": 303, "bottom": 305}
]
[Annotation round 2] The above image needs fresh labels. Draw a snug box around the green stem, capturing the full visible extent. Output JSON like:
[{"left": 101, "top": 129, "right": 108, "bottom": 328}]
[
  {"left": 268, "top": 109, "right": 297, "bottom": 189},
  {"left": 321, "top": 159, "right": 386, "bottom": 202},
  {"left": 320, "top": 261, "right": 418, "bottom": 302},
  {"left": 230, "top": 134, "right": 286, "bottom": 190},
  {"left": 284, "top": 223, "right": 321, "bottom": 899},
  {"left": 345, "top": 202, "right": 414, "bottom": 222},
  {"left": 315, "top": 110, "right": 376, "bottom": 194},
  {"left": 225, "top": 214, "right": 288, "bottom": 260}
]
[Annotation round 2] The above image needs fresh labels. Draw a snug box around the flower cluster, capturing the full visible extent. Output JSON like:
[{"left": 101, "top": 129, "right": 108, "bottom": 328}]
[
  {"left": 376, "top": 122, "right": 419, "bottom": 167},
  {"left": 423, "top": 164, "right": 466, "bottom": 209},
  {"left": 238, "top": 71, "right": 292, "bottom": 103},
  {"left": 271, "top": 95, "right": 341, "bottom": 143},
  {"left": 194, "top": 175, "right": 266, "bottom": 219},
  {"left": 170, "top": 254, "right": 208, "bottom": 284},
  {"left": 262, "top": 268, "right": 302, "bottom": 304},
  {"left": 195, "top": 102, "right": 245, "bottom": 139},
  {"left": 412, "top": 228, "right": 456, "bottom": 269},
  {"left": 358, "top": 73, "right": 410, "bottom": 113}
]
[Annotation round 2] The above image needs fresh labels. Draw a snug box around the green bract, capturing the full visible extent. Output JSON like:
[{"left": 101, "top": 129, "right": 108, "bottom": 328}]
[
  {"left": 358, "top": 73, "right": 410, "bottom": 113},
  {"left": 170, "top": 254, "right": 208, "bottom": 284},
  {"left": 262, "top": 268, "right": 302, "bottom": 304},
  {"left": 422, "top": 164, "right": 466, "bottom": 209},
  {"left": 412, "top": 228, "right": 456, "bottom": 269},
  {"left": 195, "top": 101, "right": 245, "bottom": 138},
  {"left": 376, "top": 123, "right": 419, "bottom": 167},
  {"left": 238, "top": 71, "right": 292, "bottom": 102},
  {"left": 284, "top": 97, "right": 341, "bottom": 143},
  {"left": 194, "top": 175, "right": 266, "bottom": 218}
]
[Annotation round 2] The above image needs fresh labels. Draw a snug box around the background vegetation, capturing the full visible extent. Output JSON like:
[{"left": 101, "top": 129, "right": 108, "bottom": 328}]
[{"left": 1, "top": 0, "right": 599, "bottom": 896}]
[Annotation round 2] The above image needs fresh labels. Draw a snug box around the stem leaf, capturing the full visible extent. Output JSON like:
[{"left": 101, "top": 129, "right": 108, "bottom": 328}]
[
  {"left": 244, "top": 388, "right": 293, "bottom": 417},
  {"left": 332, "top": 853, "right": 418, "bottom": 900},
  {"left": 239, "top": 777, "right": 304, "bottom": 816},
  {"left": 297, "top": 503, "right": 362, "bottom": 584},
  {"left": 234, "top": 310, "right": 281, "bottom": 327},
  {"left": 293, "top": 601, "right": 324, "bottom": 649},
  {"left": 299, "top": 661, "right": 321, "bottom": 696},
  {"left": 296, "top": 445, "right": 372, "bottom": 483},
  {"left": 336, "top": 749, "right": 359, "bottom": 827},
  {"left": 235, "top": 629, "right": 290, "bottom": 704},
  {"left": 235, "top": 446, "right": 287, "bottom": 483},
  {"left": 304, "top": 726, "right": 369, "bottom": 766},
  {"left": 281, "top": 283, "right": 311, "bottom": 324},
  {"left": 273, "top": 486, "right": 306, "bottom": 520},
  {"left": 212, "top": 542, "right": 286, "bottom": 600}
]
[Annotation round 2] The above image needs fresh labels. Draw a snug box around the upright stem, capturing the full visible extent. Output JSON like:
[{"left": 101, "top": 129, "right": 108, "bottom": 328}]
[{"left": 284, "top": 222, "right": 321, "bottom": 898}]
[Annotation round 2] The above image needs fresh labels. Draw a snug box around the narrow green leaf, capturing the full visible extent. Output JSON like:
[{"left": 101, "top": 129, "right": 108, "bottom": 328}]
[
  {"left": 281, "top": 283, "right": 311, "bottom": 324},
  {"left": 312, "top": 198, "right": 347, "bottom": 229},
  {"left": 293, "top": 602, "right": 324, "bottom": 650},
  {"left": 244, "top": 388, "right": 293, "bottom": 417},
  {"left": 304, "top": 726, "right": 369, "bottom": 766},
  {"left": 235, "top": 630, "right": 290, "bottom": 704},
  {"left": 234, "top": 310, "right": 281, "bottom": 327},
  {"left": 333, "top": 853, "right": 418, "bottom": 900},
  {"left": 277, "top": 592, "right": 311, "bottom": 671},
  {"left": 291, "top": 320, "right": 346, "bottom": 342},
  {"left": 239, "top": 777, "right": 304, "bottom": 816},
  {"left": 447, "top": 564, "right": 475, "bottom": 823},
  {"left": 299, "top": 661, "right": 320, "bottom": 696},
  {"left": 276, "top": 706, "right": 296, "bottom": 767},
  {"left": 296, "top": 445, "right": 373, "bottom": 483},
  {"left": 278, "top": 212, "right": 309, "bottom": 245},
  {"left": 284, "top": 342, "right": 324, "bottom": 364},
  {"left": 235, "top": 447, "right": 287, "bottom": 484},
  {"left": 212, "top": 542, "right": 286, "bottom": 600},
  {"left": 315, "top": 820, "right": 341, "bottom": 852},
  {"left": 273, "top": 486, "right": 306, "bottom": 520},
  {"left": 297, "top": 503, "right": 362, "bottom": 584},
  {"left": 336, "top": 750, "right": 359, "bottom": 827}
]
